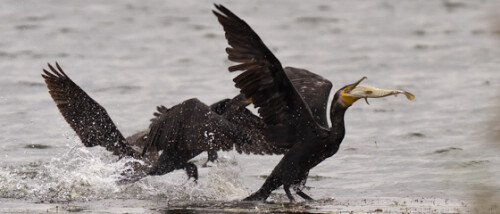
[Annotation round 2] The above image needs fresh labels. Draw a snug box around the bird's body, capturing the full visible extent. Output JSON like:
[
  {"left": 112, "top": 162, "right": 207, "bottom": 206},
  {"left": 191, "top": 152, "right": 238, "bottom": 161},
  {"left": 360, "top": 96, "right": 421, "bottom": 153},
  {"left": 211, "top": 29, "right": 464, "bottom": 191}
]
[
  {"left": 41, "top": 62, "right": 327, "bottom": 183},
  {"left": 245, "top": 98, "right": 349, "bottom": 201},
  {"left": 140, "top": 97, "right": 253, "bottom": 180},
  {"left": 42, "top": 63, "right": 266, "bottom": 182},
  {"left": 213, "top": 4, "right": 397, "bottom": 201}
]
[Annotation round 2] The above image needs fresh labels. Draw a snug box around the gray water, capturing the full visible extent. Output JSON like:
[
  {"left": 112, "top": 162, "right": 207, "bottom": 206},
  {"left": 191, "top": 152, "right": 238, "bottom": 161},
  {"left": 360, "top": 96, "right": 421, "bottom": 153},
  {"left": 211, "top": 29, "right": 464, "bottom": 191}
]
[{"left": 1, "top": 0, "right": 500, "bottom": 213}]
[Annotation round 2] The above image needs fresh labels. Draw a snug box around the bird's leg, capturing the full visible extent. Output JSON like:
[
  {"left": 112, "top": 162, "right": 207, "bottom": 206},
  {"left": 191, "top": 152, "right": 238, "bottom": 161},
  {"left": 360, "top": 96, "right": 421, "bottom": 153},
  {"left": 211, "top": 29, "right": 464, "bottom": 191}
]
[
  {"left": 290, "top": 173, "right": 313, "bottom": 201},
  {"left": 296, "top": 190, "right": 314, "bottom": 201},
  {"left": 202, "top": 150, "right": 218, "bottom": 167},
  {"left": 243, "top": 176, "right": 282, "bottom": 201},
  {"left": 284, "top": 185, "right": 295, "bottom": 202},
  {"left": 202, "top": 161, "right": 209, "bottom": 168},
  {"left": 243, "top": 192, "right": 268, "bottom": 201},
  {"left": 184, "top": 162, "right": 198, "bottom": 182},
  {"left": 207, "top": 150, "right": 218, "bottom": 163}
]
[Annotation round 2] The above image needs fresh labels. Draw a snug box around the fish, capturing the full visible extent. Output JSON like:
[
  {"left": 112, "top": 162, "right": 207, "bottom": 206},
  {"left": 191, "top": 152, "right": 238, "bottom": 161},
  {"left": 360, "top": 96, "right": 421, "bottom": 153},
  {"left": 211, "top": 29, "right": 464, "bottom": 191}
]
[{"left": 347, "top": 85, "right": 415, "bottom": 104}]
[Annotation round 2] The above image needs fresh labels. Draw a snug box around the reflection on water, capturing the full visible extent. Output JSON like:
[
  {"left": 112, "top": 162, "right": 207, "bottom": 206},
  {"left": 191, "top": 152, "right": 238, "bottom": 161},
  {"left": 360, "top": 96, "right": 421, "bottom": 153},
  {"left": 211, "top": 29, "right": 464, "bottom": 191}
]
[
  {"left": 163, "top": 201, "right": 321, "bottom": 214},
  {"left": 161, "top": 198, "right": 467, "bottom": 214}
]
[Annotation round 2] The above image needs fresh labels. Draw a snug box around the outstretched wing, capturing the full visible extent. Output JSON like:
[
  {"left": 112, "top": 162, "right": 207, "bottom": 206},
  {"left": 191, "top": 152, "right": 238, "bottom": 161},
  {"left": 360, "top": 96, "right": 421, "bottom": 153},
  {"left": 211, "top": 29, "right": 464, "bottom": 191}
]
[
  {"left": 42, "top": 63, "right": 138, "bottom": 158},
  {"left": 143, "top": 98, "right": 254, "bottom": 156},
  {"left": 213, "top": 4, "right": 326, "bottom": 148},
  {"left": 285, "top": 67, "right": 332, "bottom": 127}
]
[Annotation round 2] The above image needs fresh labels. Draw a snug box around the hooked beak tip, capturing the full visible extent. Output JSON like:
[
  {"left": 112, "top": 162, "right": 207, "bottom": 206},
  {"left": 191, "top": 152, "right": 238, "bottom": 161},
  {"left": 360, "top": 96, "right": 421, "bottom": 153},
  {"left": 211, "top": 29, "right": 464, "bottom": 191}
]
[{"left": 347, "top": 76, "right": 368, "bottom": 91}]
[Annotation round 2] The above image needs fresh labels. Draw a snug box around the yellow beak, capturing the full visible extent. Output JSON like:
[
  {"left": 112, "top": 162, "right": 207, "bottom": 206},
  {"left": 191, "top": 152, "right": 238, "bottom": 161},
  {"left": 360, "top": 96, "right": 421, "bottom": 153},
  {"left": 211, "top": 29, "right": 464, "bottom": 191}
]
[{"left": 341, "top": 76, "right": 367, "bottom": 105}]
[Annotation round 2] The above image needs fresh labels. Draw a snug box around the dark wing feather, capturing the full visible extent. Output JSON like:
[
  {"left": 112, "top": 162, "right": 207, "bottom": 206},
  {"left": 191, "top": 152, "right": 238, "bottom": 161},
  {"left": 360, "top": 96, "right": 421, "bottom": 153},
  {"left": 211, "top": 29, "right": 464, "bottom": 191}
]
[
  {"left": 42, "top": 63, "right": 138, "bottom": 158},
  {"left": 285, "top": 67, "right": 332, "bottom": 127},
  {"left": 210, "top": 95, "right": 288, "bottom": 155},
  {"left": 143, "top": 98, "right": 278, "bottom": 156},
  {"left": 213, "top": 4, "right": 325, "bottom": 148},
  {"left": 226, "top": 105, "right": 288, "bottom": 155}
]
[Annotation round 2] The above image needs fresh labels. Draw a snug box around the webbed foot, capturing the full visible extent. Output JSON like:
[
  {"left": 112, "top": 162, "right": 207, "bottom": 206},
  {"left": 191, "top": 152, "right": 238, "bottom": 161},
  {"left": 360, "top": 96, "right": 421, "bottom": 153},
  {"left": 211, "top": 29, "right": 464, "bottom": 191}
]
[{"left": 296, "top": 190, "right": 314, "bottom": 201}]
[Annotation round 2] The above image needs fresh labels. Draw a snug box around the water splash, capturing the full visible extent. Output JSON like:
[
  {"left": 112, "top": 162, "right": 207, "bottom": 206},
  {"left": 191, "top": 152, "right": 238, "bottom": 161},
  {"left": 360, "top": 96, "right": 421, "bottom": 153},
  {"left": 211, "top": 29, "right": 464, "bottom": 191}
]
[{"left": 0, "top": 146, "right": 247, "bottom": 202}]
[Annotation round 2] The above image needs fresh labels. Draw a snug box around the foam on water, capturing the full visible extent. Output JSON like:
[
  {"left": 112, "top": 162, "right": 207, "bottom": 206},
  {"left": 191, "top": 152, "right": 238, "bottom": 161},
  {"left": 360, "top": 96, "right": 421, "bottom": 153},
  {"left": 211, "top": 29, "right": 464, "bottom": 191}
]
[{"left": 0, "top": 141, "right": 248, "bottom": 202}]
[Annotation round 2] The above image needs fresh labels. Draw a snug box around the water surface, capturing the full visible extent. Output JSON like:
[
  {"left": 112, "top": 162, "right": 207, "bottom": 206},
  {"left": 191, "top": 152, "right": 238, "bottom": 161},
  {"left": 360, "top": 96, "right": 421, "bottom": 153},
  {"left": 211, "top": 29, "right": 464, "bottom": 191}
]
[{"left": 1, "top": 0, "right": 499, "bottom": 213}]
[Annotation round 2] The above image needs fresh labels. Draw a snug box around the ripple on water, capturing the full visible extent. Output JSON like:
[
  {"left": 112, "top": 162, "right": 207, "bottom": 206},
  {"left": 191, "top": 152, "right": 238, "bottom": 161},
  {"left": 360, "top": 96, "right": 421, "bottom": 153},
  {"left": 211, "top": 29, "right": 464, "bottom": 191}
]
[
  {"left": 24, "top": 144, "right": 52, "bottom": 149},
  {"left": 445, "top": 160, "right": 490, "bottom": 169},
  {"left": 17, "top": 81, "right": 46, "bottom": 87},
  {"left": 160, "top": 197, "right": 468, "bottom": 214},
  {"left": 24, "top": 15, "right": 53, "bottom": 22},
  {"left": 407, "top": 132, "right": 426, "bottom": 138},
  {"left": 15, "top": 24, "right": 39, "bottom": 31},
  {"left": 433, "top": 147, "right": 463, "bottom": 154},
  {"left": 295, "top": 17, "right": 339, "bottom": 24},
  {"left": 93, "top": 85, "right": 141, "bottom": 93}
]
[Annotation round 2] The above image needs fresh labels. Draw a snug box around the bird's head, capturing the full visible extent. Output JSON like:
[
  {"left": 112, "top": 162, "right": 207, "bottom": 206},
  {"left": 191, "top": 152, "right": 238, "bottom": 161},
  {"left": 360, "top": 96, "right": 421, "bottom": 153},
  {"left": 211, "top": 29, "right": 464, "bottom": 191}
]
[
  {"left": 211, "top": 94, "right": 253, "bottom": 115},
  {"left": 333, "top": 76, "right": 367, "bottom": 108}
]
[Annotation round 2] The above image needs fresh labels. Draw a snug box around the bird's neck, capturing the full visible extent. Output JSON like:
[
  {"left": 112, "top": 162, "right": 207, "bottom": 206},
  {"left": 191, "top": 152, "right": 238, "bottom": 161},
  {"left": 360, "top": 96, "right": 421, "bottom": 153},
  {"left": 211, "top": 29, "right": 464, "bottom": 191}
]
[{"left": 329, "top": 102, "right": 348, "bottom": 145}]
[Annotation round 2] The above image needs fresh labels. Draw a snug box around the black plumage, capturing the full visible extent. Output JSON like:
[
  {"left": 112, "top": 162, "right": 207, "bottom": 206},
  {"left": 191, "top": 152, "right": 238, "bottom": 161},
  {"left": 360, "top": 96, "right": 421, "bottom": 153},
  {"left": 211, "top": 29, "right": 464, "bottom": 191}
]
[
  {"left": 42, "top": 63, "right": 139, "bottom": 158},
  {"left": 42, "top": 63, "right": 279, "bottom": 181},
  {"left": 213, "top": 4, "right": 368, "bottom": 201},
  {"left": 140, "top": 97, "right": 249, "bottom": 179},
  {"left": 141, "top": 92, "right": 290, "bottom": 180}
]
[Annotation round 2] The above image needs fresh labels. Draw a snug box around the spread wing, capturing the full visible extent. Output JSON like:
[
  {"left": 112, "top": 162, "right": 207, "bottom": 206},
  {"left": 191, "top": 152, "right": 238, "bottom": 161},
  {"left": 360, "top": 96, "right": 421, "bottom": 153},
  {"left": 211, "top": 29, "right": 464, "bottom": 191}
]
[
  {"left": 42, "top": 63, "right": 138, "bottom": 158},
  {"left": 142, "top": 98, "right": 282, "bottom": 156},
  {"left": 213, "top": 4, "right": 326, "bottom": 148},
  {"left": 285, "top": 67, "right": 332, "bottom": 127}
]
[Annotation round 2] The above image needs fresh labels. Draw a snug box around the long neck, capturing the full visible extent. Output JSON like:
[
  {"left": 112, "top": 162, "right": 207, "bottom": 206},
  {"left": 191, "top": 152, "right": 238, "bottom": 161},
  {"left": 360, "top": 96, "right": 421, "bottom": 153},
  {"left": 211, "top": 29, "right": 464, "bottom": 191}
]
[{"left": 329, "top": 101, "right": 348, "bottom": 145}]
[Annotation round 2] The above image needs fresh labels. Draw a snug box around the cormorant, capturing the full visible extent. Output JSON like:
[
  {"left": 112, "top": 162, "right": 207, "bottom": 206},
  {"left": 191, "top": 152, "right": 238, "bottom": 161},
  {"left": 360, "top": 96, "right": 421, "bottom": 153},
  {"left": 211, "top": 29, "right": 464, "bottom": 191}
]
[
  {"left": 139, "top": 59, "right": 364, "bottom": 179},
  {"left": 42, "top": 63, "right": 257, "bottom": 181},
  {"left": 213, "top": 4, "right": 413, "bottom": 201},
  {"left": 42, "top": 62, "right": 333, "bottom": 183}
]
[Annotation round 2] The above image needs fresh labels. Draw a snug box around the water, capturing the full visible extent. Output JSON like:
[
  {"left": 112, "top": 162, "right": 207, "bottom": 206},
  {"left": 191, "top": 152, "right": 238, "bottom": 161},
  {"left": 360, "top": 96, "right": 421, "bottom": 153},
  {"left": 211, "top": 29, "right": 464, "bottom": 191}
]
[{"left": 1, "top": 0, "right": 500, "bottom": 213}]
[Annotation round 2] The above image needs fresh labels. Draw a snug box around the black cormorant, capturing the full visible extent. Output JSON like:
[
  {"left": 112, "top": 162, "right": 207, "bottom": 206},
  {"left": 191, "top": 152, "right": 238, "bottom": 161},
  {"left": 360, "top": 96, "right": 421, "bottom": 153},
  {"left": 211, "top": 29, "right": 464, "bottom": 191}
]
[
  {"left": 42, "top": 62, "right": 332, "bottom": 182},
  {"left": 213, "top": 4, "right": 413, "bottom": 201},
  {"left": 138, "top": 58, "right": 360, "bottom": 179},
  {"left": 42, "top": 63, "right": 257, "bottom": 181}
]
